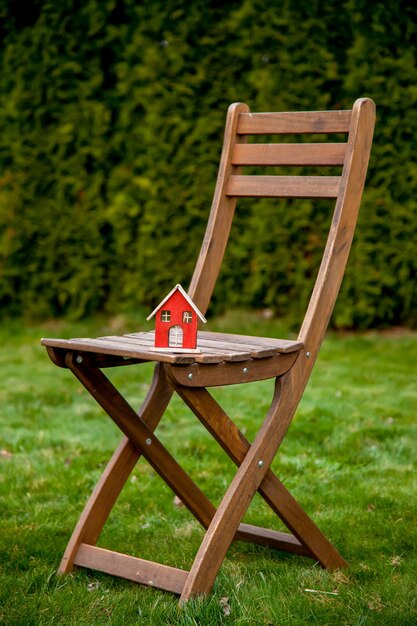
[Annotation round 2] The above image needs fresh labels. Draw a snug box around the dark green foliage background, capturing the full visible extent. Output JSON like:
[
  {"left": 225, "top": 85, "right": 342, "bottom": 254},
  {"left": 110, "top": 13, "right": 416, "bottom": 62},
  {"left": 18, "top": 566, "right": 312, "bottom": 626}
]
[{"left": 1, "top": 0, "right": 416, "bottom": 327}]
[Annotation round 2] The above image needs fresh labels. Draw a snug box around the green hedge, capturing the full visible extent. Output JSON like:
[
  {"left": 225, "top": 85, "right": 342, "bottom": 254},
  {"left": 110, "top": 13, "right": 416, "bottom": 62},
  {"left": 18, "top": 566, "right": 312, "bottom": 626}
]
[{"left": 1, "top": 0, "right": 416, "bottom": 327}]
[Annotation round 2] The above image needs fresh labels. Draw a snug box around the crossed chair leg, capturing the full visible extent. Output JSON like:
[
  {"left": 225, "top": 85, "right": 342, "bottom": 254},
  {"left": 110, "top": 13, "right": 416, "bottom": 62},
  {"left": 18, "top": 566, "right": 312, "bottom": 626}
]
[{"left": 55, "top": 354, "right": 346, "bottom": 603}]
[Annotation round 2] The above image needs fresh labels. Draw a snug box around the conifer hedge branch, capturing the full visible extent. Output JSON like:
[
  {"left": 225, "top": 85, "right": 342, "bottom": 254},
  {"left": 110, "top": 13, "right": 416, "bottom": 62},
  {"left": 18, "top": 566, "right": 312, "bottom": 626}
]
[{"left": 1, "top": 0, "right": 416, "bottom": 327}]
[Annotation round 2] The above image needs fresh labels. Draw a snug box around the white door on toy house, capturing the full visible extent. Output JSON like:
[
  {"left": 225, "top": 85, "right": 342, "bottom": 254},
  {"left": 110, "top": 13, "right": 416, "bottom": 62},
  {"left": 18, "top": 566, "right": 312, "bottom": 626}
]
[{"left": 169, "top": 325, "right": 183, "bottom": 347}]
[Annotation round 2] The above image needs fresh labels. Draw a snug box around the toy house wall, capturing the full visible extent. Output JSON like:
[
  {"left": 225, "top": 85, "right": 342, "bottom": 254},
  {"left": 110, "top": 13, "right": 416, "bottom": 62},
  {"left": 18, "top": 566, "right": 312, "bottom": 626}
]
[{"left": 154, "top": 290, "right": 198, "bottom": 349}]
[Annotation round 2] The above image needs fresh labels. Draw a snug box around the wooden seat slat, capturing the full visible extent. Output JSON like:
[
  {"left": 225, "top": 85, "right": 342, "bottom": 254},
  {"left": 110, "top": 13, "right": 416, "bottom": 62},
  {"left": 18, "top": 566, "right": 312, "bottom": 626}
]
[
  {"left": 41, "top": 337, "right": 195, "bottom": 364},
  {"left": 101, "top": 334, "right": 247, "bottom": 360},
  {"left": 199, "top": 332, "right": 303, "bottom": 353},
  {"left": 101, "top": 335, "right": 251, "bottom": 362},
  {"left": 195, "top": 340, "right": 278, "bottom": 358}
]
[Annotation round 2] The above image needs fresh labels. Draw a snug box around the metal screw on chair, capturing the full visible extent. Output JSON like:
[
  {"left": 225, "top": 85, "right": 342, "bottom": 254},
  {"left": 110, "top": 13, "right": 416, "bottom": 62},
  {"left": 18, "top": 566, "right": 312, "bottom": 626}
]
[
  {"left": 76, "top": 355, "right": 83, "bottom": 364},
  {"left": 145, "top": 438, "right": 152, "bottom": 446},
  {"left": 258, "top": 460, "right": 264, "bottom": 468},
  {"left": 242, "top": 367, "right": 249, "bottom": 374},
  {"left": 306, "top": 351, "right": 311, "bottom": 358},
  {"left": 188, "top": 373, "right": 193, "bottom": 380}
]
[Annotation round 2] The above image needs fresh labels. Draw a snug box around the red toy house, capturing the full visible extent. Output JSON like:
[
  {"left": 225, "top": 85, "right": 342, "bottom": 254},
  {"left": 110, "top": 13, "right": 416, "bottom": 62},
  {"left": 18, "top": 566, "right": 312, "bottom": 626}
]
[{"left": 147, "top": 284, "right": 206, "bottom": 352}]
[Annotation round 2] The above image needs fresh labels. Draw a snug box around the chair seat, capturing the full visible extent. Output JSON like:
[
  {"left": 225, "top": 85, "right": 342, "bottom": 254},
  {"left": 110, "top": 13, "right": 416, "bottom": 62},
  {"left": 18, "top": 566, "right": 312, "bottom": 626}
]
[{"left": 41, "top": 330, "right": 304, "bottom": 365}]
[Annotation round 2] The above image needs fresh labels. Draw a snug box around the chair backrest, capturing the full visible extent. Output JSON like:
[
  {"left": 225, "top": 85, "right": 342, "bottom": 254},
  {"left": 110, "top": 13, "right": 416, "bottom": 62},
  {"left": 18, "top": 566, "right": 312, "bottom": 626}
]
[{"left": 189, "top": 99, "right": 375, "bottom": 351}]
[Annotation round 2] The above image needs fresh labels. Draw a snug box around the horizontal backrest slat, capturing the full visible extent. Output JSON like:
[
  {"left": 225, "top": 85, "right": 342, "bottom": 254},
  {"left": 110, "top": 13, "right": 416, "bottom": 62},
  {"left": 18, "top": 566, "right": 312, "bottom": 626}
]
[
  {"left": 227, "top": 175, "right": 341, "bottom": 198},
  {"left": 232, "top": 143, "right": 347, "bottom": 166},
  {"left": 237, "top": 110, "right": 352, "bottom": 135}
]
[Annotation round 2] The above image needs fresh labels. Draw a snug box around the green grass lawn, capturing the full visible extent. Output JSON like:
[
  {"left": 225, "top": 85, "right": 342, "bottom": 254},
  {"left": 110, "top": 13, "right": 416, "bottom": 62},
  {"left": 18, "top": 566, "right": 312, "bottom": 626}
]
[{"left": 0, "top": 312, "right": 416, "bottom": 625}]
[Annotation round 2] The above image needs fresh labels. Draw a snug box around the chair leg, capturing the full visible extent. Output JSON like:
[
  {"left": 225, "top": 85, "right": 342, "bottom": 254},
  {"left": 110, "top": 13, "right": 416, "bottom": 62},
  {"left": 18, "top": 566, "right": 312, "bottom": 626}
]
[
  {"left": 59, "top": 363, "right": 173, "bottom": 573},
  {"left": 173, "top": 384, "right": 347, "bottom": 571},
  {"left": 178, "top": 371, "right": 345, "bottom": 602},
  {"left": 65, "top": 353, "right": 216, "bottom": 529}
]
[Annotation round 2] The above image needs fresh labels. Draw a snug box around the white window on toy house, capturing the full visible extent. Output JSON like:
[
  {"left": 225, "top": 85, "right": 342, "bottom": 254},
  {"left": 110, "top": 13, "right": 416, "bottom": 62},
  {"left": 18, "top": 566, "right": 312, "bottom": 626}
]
[
  {"left": 161, "top": 310, "right": 171, "bottom": 322},
  {"left": 182, "top": 311, "right": 192, "bottom": 323}
]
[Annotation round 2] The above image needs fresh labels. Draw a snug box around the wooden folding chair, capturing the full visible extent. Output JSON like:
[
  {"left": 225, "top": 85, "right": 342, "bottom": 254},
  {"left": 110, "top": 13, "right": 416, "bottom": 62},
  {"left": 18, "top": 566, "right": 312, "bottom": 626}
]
[{"left": 41, "top": 97, "right": 375, "bottom": 602}]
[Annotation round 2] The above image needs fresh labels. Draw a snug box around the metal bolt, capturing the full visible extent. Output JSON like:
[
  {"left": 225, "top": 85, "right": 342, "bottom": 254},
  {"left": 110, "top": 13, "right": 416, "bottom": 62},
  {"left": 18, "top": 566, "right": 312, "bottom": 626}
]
[
  {"left": 258, "top": 460, "right": 264, "bottom": 468},
  {"left": 306, "top": 351, "right": 311, "bottom": 358},
  {"left": 145, "top": 438, "right": 152, "bottom": 446},
  {"left": 188, "top": 373, "right": 193, "bottom": 380},
  {"left": 76, "top": 355, "right": 83, "bottom": 364},
  {"left": 242, "top": 367, "right": 249, "bottom": 374}
]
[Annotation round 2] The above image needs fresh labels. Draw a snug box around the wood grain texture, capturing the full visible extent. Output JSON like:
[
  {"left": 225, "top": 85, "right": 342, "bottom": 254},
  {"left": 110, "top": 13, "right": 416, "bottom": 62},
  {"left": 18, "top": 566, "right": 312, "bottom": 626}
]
[
  {"left": 65, "top": 353, "right": 216, "bottom": 529},
  {"left": 42, "top": 331, "right": 303, "bottom": 366},
  {"left": 74, "top": 544, "right": 188, "bottom": 595},
  {"left": 188, "top": 102, "right": 249, "bottom": 315},
  {"left": 299, "top": 98, "right": 376, "bottom": 361},
  {"left": 178, "top": 349, "right": 338, "bottom": 600},
  {"left": 200, "top": 332, "right": 303, "bottom": 353},
  {"left": 167, "top": 352, "right": 298, "bottom": 387},
  {"left": 58, "top": 363, "right": 173, "bottom": 573},
  {"left": 178, "top": 377, "right": 289, "bottom": 600},
  {"left": 173, "top": 385, "right": 347, "bottom": 570},
  {"left": 235, "top": 524, "right": 309, "bottom": 555},
  {"left": 42, "top": 335, "right": 194, "bottom": 364},
  {"left": 237, "top": 110, "right": 352, "bottom": 135},
  {"left": 227, "top": 175, "right": 340, "bottom": 198},
  {"left": 42, "top": 98, "right": 374, "bottom": 603},
  {"left": 232, "top": 142, "right": 347, "bottom": 166}
]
